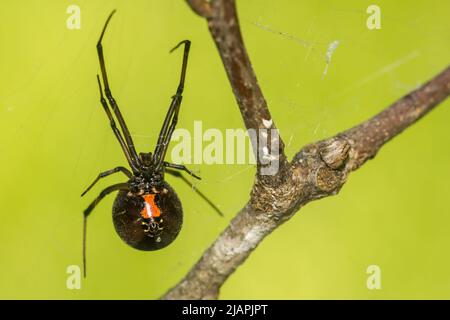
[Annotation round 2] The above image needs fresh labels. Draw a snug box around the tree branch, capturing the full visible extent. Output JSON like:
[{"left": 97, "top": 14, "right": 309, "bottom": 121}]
[
  {"left": 161, "top": 0, "right": 450, "bottom": 299},
  {"left": 186, "top": 0, "right": 212, "bottom": 18}
]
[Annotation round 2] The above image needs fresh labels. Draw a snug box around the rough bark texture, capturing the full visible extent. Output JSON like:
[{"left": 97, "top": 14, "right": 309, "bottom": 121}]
[{"left": 161, "top": 0, "right": 450, "bottom": 299}]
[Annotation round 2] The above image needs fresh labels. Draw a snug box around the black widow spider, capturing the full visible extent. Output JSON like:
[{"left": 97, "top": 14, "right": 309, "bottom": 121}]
[{"left": 81, "top": 10, "right": 221, "bottom": 277}]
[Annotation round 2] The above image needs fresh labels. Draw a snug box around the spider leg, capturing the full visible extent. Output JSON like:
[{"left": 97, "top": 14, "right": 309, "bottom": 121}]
[
  {"left": 97, "top": 10, "right": 140, "bottom": 166},
  {"left": 153, "top": 98, "right": 181, "bottom": 171},
  {"left": 153, "top": 40, "right": 191, "bottom": 170},
  {"left": 166, "top": 169, "right": 223, "bottom": 217},
  {"left": 164, "top": 162, "right": 200, "bottom": 180},
  {"left": 83, "top": 182, "right": 129, "bottom": 277},
  {"left": 81, "top": 166, "right": 132, "bottom": 197},
  {"left": 96, "top": 75, "right": 139, "bottom": 173}
]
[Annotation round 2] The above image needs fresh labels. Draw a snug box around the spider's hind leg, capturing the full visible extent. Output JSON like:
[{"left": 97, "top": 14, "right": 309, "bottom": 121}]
[
  {"left": 164, "top": 162, "right": 200, "bottom": 180},
  {"left": 81, "top": 166, "right": 132, "bottom": 197},
  {"left": 83, "top": 182, "right": 129, "bottom": 278}
]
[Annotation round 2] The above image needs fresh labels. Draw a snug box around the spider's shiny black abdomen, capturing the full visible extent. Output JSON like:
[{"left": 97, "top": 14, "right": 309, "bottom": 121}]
[{"left": 112, "top": 182, "right": 183, "bottom": 251}]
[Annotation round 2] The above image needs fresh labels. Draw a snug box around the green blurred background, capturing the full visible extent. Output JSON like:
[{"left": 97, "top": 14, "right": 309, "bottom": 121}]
[{"left": 0, "top": 0, "right": 449, "bottom": 299}]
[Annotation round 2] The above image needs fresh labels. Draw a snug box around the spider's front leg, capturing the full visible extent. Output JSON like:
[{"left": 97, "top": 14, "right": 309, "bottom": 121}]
[
  {"left": 153, "top": 40, "right": 191, "bottom": 171},
  {"left": 96, "top": 10, "right": 140, "bottom": 167}
]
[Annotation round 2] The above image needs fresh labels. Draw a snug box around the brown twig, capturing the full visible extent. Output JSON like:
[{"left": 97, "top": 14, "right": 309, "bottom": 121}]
[
  {"left": 186, "top": 0, "right": 212, "bottom": 18},
  {"left": 161, "top": 0, "right": 450, "bottom": 299}
]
